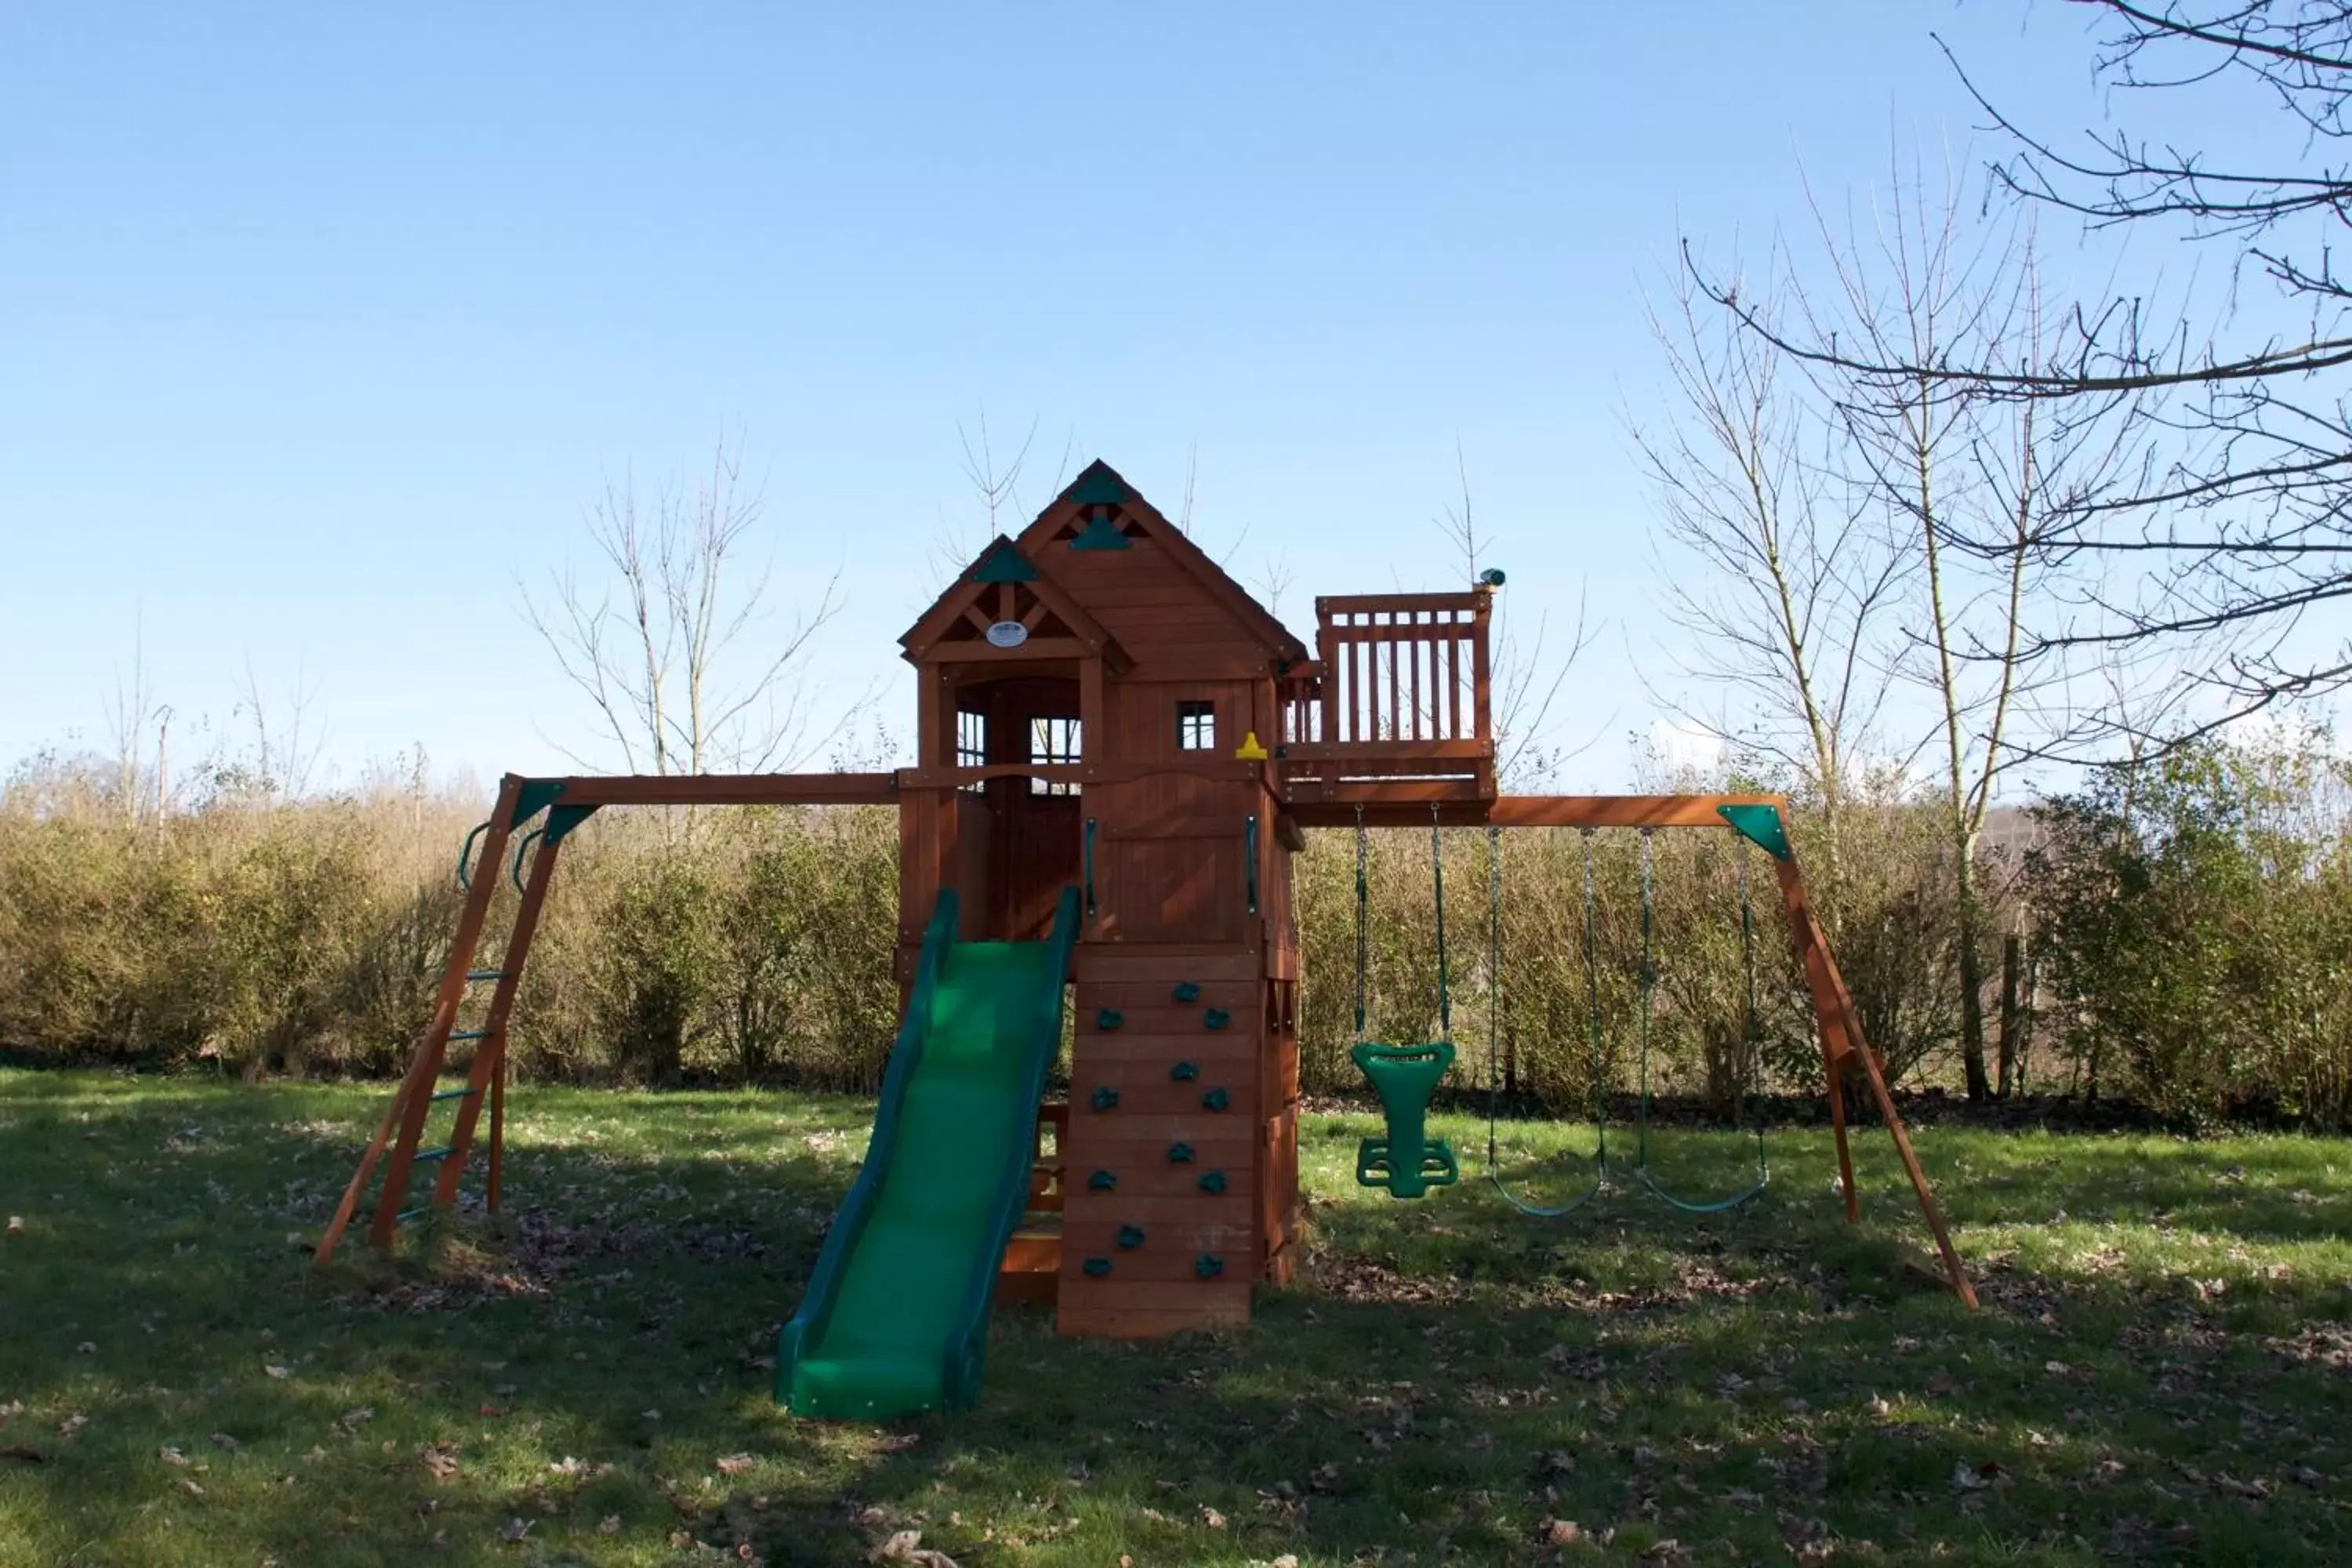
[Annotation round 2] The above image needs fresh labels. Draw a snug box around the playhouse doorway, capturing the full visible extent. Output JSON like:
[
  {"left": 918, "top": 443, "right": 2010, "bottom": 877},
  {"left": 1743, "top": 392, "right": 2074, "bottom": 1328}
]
[{"left": 957, "top": 673, "right": 1084, "bottom": 941}]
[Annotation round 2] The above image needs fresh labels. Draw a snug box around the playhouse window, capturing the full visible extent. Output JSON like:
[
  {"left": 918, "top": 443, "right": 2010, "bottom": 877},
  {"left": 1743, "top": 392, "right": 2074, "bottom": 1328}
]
[
  {"left": 956, "top": 709, "right": 987, "bottom": 791},
  {"left": 1177, "top": 700, "right": 1216, "bottom": 751},
  {"left": 1029, "top": 716, "right": 1081, "bottom": 795}
]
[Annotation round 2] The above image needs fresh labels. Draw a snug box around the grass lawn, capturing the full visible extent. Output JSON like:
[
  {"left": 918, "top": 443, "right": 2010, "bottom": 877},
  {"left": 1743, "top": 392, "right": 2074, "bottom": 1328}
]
[{"left": 4, "top": 1070, "right": 2351, "bottom": 1566}]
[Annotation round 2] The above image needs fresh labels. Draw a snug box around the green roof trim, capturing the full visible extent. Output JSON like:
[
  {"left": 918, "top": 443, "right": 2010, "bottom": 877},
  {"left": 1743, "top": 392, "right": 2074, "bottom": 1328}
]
[
  {"left": 1716, "top": 803, "right": 1792, "bottom": 861},
  {"left": 972, "top": 539, "right": 1038, "bottom": 583},
  {"left": 1069, "top": 513, "right": 1131, "bottom": 551},
  {"left": 1065, "top": 466, "right": 1134, "bottom": 506}
]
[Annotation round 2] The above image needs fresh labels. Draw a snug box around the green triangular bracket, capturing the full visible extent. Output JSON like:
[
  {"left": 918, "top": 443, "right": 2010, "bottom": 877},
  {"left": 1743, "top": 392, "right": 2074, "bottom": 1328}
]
[
  {"left": 543, "top": 803, "right": 598, "bottom": 849},
  {"left": 973, "top": 539, "right": 1038, "bottom": 583},
  {"left": 509, "top": 779, "right": 568, "bottom": 832},
  {"left": 1069, "top": 510, "right": 1131, "bottom": 550},
  {"left": 1716, "top": 804, "right": 1792, "bottom": 861},
  {"left": 1065, "top": 466, "right": 1134, "bottom": 506}
]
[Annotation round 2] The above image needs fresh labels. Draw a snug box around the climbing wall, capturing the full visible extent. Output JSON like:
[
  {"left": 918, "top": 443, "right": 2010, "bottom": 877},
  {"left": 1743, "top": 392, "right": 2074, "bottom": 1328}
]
[{"left": 1056, "top": 946, "right": 1269, "bottom": 1338}]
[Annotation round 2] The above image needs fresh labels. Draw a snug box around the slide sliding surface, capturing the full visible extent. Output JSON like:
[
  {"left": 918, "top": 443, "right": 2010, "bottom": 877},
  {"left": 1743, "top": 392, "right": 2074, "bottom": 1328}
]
[{"left": 778, "top": 886, "right": 1077, "bottom": 1420}]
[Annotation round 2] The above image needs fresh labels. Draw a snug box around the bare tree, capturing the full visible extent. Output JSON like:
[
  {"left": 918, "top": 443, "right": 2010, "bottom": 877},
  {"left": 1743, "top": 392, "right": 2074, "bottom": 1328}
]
[
  {"left": 1699, "top": 1, "right": 2352, "bottom": 750},
  {"left": 924, "top": 409, "right": 1077, "bottom": 592},
  {"left": 1434, "top": 445, "right": 1593, "bottom": 788},
  {"left": 521, "top": 434, "right": 852, "bottom": 778},
  {"left": 234, "top": 657, "right": 327, "bottom": 802},
  {"left": 1631, "top": 260, "right": 1910, "bottom": 921},
  {"left": 103, "top": 618, "right": 164, "bottom": 826}
]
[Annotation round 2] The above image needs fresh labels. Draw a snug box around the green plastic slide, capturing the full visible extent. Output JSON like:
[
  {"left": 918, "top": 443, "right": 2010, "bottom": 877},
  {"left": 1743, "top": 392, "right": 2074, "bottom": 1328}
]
[{"left": 777, "top": 885, "right": 1078, "bottom": 1419}]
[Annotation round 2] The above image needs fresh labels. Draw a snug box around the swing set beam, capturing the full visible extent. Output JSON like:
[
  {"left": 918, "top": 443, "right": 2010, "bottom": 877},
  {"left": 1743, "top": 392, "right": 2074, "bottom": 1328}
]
[{"left": 1313, "top": 789, "right": 1979, "bottom": 1311}]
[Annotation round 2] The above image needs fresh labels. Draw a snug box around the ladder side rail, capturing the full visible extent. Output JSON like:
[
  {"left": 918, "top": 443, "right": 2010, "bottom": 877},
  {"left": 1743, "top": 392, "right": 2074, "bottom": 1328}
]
[
  {"left": 431, "top": 827, "right": 567, "bottom": 1208},
  {"left": 363, "top": 776, "right": 528, "bottom": 1248}
]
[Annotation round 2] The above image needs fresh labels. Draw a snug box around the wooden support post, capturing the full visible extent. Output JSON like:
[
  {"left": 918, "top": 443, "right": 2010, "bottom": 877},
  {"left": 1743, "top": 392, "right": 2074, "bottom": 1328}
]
[
  {"left": 1775, "top": 857, "right": 1977, "bottom": 1309},
  {"left": 1774, "top": 858, "right": 1859, "bottom": 1221}
]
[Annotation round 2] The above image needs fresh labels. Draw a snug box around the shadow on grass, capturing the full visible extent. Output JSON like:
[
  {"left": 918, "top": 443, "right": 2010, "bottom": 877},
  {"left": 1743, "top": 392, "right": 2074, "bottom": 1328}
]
[{"left": 4, "top": 1071, "right": 2352, "bottom": 1564}]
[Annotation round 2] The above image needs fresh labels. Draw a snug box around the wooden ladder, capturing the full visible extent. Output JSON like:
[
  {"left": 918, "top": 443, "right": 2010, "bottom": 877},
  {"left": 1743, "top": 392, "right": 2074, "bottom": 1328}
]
[{"left": 313, "top": 776, "right": 579, "bottom": 1265}]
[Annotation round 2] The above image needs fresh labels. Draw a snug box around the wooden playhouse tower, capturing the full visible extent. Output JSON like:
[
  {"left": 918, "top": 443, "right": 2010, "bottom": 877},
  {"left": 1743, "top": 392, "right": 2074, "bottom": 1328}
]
[
  {"left": 318, "top": 458, "right": 1976, "bottom": 1337},
  {"left": 895, "top": 460, "right": 1336, "bottom": 1334}
]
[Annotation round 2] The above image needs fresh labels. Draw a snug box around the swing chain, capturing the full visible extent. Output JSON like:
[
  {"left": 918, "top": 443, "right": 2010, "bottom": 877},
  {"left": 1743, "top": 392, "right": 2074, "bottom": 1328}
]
[
  {"left": 1352, "top": 804, "right": 1369, "bottom": 1041},
  {"left": 1429, "top": 804, "right": 1450, "bottom": 1039}
]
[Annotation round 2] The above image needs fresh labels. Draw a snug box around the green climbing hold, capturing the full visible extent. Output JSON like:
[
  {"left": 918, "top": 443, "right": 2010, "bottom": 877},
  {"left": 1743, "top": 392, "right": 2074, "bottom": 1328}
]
[
  {"left": 1167, "top": 1142, "right": 1195, "bottom": 1163},
  {"left": 1095, "top": 1007, "right": 1124, "bottom": 1031},
  {"left": 1201, "top": 1087, "right": 1230, "bottom": 1112},
  {"left": 1197, "top": 1170, "right": 1227, "bottom": 1194},
  {"left": 1172, "top": 982, "right": 1201, "bottom": 1004},
  {"left": 1203, "top": 1008, "right": 1230, "bottom": 1030},
  {"left": 1195, "top": 1254, "right": 1225, "bottom": 1279},
  {"left": 1087, "top": 1170, "right": 1116, "bottom": 1192},
  {"left": 973, "top": 539, "right": 1039, "bottom": 583},
  {"left": 1116, "top": 1225, "right": 1145, "bottom": 1250},
  {"left": 1091, "top": 1087, "right": 1120, "bottom": 1112},
  {"left": 1082, "top": 1257, "right": 1112, "bottom": 1278},
  {"left": 1170, "top": 1061, "right": 1199, "bottom": 1081},
  {"left": 1349, "top": 1040, "right": 1461, "bottom": 1199}
]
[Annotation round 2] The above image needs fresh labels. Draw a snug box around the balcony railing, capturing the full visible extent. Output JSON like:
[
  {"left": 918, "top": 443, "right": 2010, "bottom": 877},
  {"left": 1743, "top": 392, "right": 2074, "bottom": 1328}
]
[{"left": 1278, "top": 588, "right": 1494, "bottom": 800}]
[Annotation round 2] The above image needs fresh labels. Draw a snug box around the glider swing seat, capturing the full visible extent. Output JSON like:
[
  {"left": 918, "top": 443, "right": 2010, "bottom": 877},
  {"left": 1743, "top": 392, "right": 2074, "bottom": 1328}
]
[{"left": 1349, "top": 808, "right": 1462, "bottom": 1200}]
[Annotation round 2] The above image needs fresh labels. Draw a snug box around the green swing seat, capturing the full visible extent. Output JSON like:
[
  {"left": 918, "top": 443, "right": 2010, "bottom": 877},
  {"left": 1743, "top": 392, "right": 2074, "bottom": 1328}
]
[{"left": 1351, "top": 1040, "right": 1461, "bottom": 1199}]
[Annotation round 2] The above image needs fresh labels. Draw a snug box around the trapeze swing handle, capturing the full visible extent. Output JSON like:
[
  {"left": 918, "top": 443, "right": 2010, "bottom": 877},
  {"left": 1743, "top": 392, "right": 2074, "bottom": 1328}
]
[{"left": 1350, "top": 1040, "right": 1461, "bottom": 1199}]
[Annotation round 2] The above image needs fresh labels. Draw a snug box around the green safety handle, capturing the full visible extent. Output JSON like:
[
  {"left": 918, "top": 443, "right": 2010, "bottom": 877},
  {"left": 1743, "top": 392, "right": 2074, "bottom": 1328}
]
[
  {"left": 510, "top": 826, "right": 546, "bottom": 894},
  {"left": 1083, "top": 817, "right": 1098, "bottom": 918},
  {"left": 1244, "top": 814, "right": 1259, "bottom": 915},
  {"left": 456, "top": 821, "right": 491, "bottom": 890}
]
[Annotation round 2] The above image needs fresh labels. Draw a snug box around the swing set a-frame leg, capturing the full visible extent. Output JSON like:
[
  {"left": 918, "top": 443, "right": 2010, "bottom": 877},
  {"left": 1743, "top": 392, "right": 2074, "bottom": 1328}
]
[{"left": 1777, "top": 858, "right": 1978, "bottom": 1311}]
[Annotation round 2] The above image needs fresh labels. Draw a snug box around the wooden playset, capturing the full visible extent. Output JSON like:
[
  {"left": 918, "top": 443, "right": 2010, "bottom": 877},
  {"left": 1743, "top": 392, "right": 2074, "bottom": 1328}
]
[{"left": 315, "top": 460, "right": 1974, "bottom": 1411}]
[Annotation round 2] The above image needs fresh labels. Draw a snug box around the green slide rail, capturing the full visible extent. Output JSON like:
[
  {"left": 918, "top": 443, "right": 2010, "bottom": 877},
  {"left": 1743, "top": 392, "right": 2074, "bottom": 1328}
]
[{"left": 777, "top": 884, "right": 1080, "bottom": 1420}]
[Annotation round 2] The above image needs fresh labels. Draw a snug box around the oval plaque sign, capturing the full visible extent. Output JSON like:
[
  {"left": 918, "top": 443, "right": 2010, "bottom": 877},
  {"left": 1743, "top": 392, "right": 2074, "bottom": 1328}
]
[{"left": 985, "top": 619, "right": 1029, "bottom": 648}]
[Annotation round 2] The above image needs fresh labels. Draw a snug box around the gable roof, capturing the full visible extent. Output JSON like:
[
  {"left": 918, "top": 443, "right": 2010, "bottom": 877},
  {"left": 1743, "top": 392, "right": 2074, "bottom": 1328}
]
[
  {"left": 899, "top": 534, "right": 1128, "bottom": 668},
  {"left": 1016, "top": 459, "right": 1311, "bottom": 667}
]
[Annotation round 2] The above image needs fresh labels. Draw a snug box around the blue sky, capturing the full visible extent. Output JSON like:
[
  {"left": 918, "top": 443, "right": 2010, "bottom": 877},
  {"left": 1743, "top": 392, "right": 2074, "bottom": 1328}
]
[{"left": 2, "top": 3, "right": 2194, "bottom": 793}]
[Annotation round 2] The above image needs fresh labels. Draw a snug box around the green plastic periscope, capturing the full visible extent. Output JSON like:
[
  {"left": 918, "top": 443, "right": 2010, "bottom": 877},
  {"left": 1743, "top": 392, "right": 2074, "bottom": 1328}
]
[
  {"left": 777, "top": 884, "right": 1080, "bottom": 1420},
  {"left": 1351, "top": 1041, "right": 1461, "bottom": 1199}
]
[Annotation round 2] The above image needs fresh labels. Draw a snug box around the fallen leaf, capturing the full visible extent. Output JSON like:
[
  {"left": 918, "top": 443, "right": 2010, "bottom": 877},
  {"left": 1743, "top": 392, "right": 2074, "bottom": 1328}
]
[
  {"left": 57, "top": 1414, "right": 86, "bottom": 1439},
  {"left": 1199, "top": 1504, "right": 1227, "bottom": 1529},
  {"left": 181, "top": 1478, "right": 205, "bottom": 1497},
  {"left": 1951, "top": 1460, "right": 2004, "bottom": 1492},
  {"left": 5, "top": 1216, "right": 22, "bottom": 1236},
  {"left": 338, "top": 1407, "right": 372, "bottom": 1430},
  {"left": 161, "top": 1446, "right": 191, "bottom": 1467},
  {"left": 422, "top": 1444, "right": 460, "bottom": 1482},
  {"left": 499, "top": 1516, "right": 532, "bottom": 1541},
  {"left": 209, "top": 1432, "right": 239, "bottom": 1451},
  {"left": 1540, "top": 1516, "right": 1581, "bottom": 1545},
  {"left": 597, "top": 1515, "right": 621, "bottom": 1534},
  {"left": 263, "top": 1364, "right": 292, "bottom": 1380},
  {"left": 717, "top": 1453, "right": 757, "bottom": 1475}
]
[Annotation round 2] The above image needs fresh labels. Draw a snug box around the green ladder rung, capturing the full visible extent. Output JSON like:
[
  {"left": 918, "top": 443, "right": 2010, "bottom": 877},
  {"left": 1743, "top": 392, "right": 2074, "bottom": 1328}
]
[
  {"left": 448, "top": 1029, "right": 490, "bottom": 1042},
  {"left": 412, "top": 1145, "right": 453, "bottom": 1163},
  {"left": 396, "top": 1205, "right": 429, "bottom": 1223},
  {"left": 428, "top": 1087, "right": 478, "bottom": 1103},
  {"left": 466, "top": 970, "right": 505, "bottom": 982}
]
